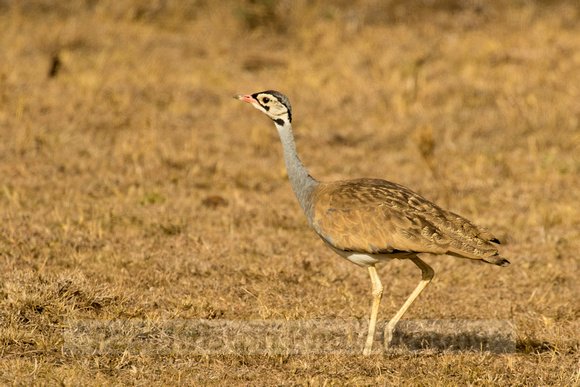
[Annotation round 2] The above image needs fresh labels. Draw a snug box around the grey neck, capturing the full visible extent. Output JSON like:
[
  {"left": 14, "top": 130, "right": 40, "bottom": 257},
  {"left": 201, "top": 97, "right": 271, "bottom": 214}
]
[{"left": 275, "top": 121, "right": 318, "bottom": 218}]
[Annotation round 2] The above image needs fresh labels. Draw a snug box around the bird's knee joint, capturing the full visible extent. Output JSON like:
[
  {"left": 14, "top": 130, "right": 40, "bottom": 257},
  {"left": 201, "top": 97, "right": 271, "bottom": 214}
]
[{"left": 422, "top": 267, "right": 434, "bottom": 281}]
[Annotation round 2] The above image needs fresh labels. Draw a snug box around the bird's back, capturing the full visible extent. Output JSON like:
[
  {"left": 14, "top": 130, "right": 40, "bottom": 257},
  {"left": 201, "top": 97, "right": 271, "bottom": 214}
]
[{"left": 307, "top": 178, "right": 508, "bottom": 266}]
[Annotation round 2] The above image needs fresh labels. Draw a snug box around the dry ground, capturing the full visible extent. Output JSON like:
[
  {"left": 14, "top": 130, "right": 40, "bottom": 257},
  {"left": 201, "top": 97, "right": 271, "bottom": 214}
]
[{"left": 1, "top": 0, "right": 579, "bottom": 385}]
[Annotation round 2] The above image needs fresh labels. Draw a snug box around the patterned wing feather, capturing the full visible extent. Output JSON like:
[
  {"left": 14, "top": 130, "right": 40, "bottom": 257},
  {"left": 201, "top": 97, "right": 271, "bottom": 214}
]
[{"left": 310, "top": 179, "right": 501, "bottom": 260}]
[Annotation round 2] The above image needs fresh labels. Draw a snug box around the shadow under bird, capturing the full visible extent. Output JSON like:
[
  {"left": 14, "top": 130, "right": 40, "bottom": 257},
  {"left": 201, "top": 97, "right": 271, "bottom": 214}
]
[{"left": 234, "top": 90, "right": 510, "bottom": 356}]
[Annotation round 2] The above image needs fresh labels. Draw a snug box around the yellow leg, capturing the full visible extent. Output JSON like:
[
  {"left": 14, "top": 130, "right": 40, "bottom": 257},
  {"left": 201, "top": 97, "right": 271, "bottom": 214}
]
[
  {"left": 384, "top": 257, "right": 434, "bottom": 349},
  {"left": 363, "top": 265, "right": 383, "bottom": 356}
]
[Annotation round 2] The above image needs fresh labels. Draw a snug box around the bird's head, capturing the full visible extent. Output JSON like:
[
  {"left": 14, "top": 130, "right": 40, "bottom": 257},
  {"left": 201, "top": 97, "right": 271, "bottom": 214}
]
[{"left": 234, "top": 90, "right": 292, "bottom": 126}]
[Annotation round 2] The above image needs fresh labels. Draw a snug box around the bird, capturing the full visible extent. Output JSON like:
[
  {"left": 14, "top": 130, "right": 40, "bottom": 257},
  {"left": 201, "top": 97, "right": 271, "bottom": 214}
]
[{"left": 234, "top": 90, "right": 509, "bottom": 356}]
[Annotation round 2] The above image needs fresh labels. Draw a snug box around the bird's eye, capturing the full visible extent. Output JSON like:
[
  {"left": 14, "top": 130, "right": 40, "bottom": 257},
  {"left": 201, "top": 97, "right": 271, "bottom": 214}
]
[{"left": 262, "top": 97, "right": 270, "bottom": 103}]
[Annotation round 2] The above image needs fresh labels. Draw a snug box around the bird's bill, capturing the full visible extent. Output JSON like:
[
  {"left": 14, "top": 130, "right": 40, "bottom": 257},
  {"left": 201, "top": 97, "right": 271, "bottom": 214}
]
[{"left": 234, "top": 94, "right": 256, "bottom": 104}]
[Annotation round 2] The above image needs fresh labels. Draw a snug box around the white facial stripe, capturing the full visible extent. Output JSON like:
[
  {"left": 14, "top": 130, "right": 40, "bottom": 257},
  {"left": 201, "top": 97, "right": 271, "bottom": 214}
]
[{"left": 257, "top": 94, "right": 272, "bottom": 109}]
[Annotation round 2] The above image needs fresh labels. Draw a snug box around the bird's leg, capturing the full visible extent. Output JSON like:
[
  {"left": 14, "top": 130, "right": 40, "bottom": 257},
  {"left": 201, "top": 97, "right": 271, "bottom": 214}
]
[
  {"left": 363, "top": 265, "right": 383, "bottom": 356},
  {"left": 384, "top": 257, "right": 434, "bottom": 350}
]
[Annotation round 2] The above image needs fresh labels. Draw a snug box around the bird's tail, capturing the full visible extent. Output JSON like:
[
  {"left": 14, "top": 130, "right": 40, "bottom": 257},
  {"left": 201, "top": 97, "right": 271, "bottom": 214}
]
[{"left": 484, "top": 254, "right": 510, "bottom": 267}]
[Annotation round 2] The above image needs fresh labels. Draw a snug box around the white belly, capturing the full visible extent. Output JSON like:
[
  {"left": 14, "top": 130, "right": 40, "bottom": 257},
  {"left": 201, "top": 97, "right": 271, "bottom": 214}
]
[
  {"left": 327, "top": 245, "right": 416, "bottom": 268},
  {"left": 341, "top": 252, "right": 385, "bottom": 267}
]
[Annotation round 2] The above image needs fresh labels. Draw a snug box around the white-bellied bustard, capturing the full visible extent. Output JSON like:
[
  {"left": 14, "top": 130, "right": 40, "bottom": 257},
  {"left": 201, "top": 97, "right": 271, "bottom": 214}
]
[{"left": 234, "top": 90, "right": 509, "bottom": 356}]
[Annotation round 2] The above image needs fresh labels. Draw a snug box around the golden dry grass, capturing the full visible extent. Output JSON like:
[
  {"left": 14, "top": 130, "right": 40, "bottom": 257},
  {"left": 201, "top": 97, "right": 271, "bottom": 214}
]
[{"left": 1, "top": 0, "right": 579, "bottom": 385}]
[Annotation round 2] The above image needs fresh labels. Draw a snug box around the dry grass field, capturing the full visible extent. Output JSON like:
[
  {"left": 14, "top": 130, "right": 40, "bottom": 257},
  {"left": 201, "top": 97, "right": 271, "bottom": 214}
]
[{"left": 1, "top": 0, "right": 579, "bottom": 384}]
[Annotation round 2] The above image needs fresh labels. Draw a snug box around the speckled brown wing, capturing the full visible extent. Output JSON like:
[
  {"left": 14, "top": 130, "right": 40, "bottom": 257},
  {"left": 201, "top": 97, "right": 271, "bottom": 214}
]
[{"left": 309, "top": 179, "right": 504, "bottom": 263}]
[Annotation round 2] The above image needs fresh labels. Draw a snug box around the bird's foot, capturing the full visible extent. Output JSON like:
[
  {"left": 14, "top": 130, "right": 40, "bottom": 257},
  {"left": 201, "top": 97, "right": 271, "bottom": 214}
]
[
  {"left": 384, "top": 323, "right": 395, "bottom": 350},
  {"left": 363, "top": 333, "right": 374, "bottom": 356}
]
